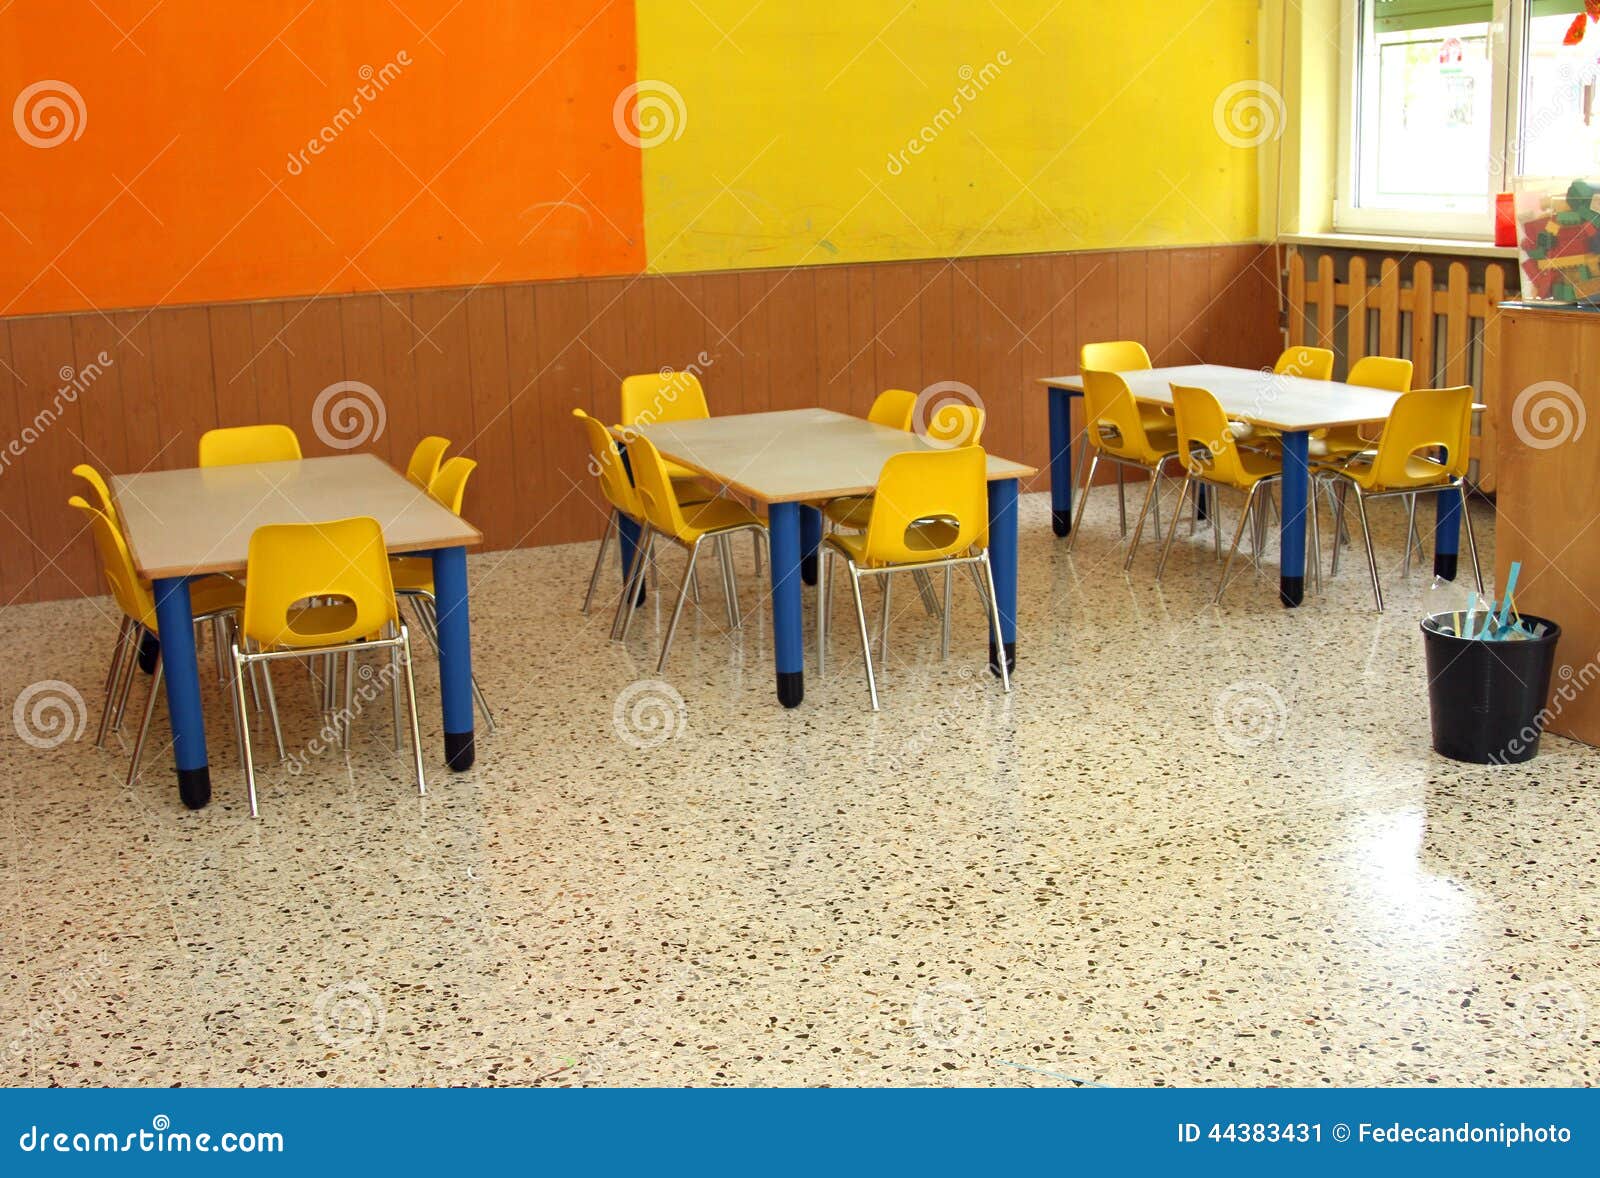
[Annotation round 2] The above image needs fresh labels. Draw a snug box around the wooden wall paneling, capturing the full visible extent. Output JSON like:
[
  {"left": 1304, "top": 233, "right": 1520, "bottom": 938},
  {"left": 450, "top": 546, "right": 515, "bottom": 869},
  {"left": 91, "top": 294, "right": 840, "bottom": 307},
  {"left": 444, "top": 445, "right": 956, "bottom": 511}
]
[
  {"left": 1073, "top": 253, "right": 1118, "bottom": 356},
  {"left": 503, "top": 283, "right": 555, "bottom": 549},
  {"left": 579, "top": 277, "right": 631, "bottom": 418},
  {"left": 146, "top": 306, "right": 218, "bottom": 475},
  {"left": 0, "top": 322, "right": 41, "bottom": 602},
  {"left": 764, "top": 268, "right": 817, "bottom": 412},
  {"left": 618, "top": 277, "right": 658, "bottom": 390},
  {"left": 975, "top": 256, "right": 1024, "bottom": 462},
  {"left": 915, "top": 261, "right": 955, "bottom": 399},
  {"left": 844, "top": 265, "right": 876, "bottom": 414},
  {"left": 1044, "top": 253, "right": 1080, "bottom": 495},
  {"left": 737, "top": 271, "right": 774, "bottom": 414},
  {"left": 871, "top": 261, "right": 923, "bottom": 397},
  {"left": 247, "top": 302, "right": 294, "bottom": 439},
  {"left": 697, "top": 271, "right": 745, "bottom": 413},
  {"left": 1115, "top": 252, "right": 1149, "bottom": 349},
  {"left": 276, "top": 298, "right": 347, "bottom": 457},
  {"left": 652, "top": 272, "right": 707, "bottom": 373},
  {"left": 530, "top": 280, "right": 597, "bottom": 545},
  {"left": 811, "top": 265, "right": 852, "bottom": 415},
  {"left": 336, "top": 294, "right": 393, "bottom": 467},
  {"left": 948, "top": 260, "right": 983, "bottom": 423},
  {"left": 69, "top": 314, "right": 132, "bottom": 482},
  {"left": 1144, "top": 248, "right": 1175, "bottom": 365},
  {"left": 207, "top": 303, "right": 261, "bottom": 445},
  {"left": 1168, "top": 247, "right": 1213, "bottom": 364},
  {"left": 464, "top": 287, "right": 517, "bottom": 550},
  {"left": 409, "top": 291, "right": 477, "bottom": 477},
  {"left": 376, "top": 291, "right": 423, "bottom": 475},
  {"left": 1015, "top": 253, "right": 1054, "bottom": 479}
]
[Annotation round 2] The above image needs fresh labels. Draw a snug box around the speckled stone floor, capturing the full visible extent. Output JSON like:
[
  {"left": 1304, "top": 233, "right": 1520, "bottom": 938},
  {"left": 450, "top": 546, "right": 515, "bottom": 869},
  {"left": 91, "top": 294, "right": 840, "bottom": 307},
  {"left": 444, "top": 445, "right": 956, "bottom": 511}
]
[{"left": 2, "top": 485, "right": 1596, "bottom": 1087}]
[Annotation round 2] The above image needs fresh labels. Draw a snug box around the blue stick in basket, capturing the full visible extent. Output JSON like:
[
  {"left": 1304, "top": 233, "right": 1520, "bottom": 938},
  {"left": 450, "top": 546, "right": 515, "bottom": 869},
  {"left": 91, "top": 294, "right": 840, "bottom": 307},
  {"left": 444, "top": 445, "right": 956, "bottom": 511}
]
[{"left": 1492, "top": 562, "right": 1522, "bottom": 639}]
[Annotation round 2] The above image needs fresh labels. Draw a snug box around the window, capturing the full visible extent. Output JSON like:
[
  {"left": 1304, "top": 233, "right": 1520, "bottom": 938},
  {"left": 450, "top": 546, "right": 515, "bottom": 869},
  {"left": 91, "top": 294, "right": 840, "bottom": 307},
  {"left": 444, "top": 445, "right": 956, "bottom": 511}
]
[{"left": 1338, "top": 1, "right": 1600, "bottom": 238}]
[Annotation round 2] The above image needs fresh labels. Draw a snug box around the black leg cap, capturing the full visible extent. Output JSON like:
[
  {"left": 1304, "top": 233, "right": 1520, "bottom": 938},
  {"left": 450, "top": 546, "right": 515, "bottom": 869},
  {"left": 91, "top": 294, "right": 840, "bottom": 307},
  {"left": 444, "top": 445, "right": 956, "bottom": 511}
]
[
  {"left": 1052, "top": 509, "right": 1071, "bottom": 538},
  {"left": 1279, "top": 575, "right": 1305, "bottom": 608},
  {"left": 1195, "top": 486, "right": 1211, "bottom": 522},
  {"left": 178, "top": 765, "right": 211, "bottom": 810},
  {"left": 445, "top": 730, "right": 476, "bottom": 772},
  {"left": 1434, "top": 552, "right": 1458, "bottom": 581},
  {"left": 138, "top": 632, "right": 160, "bottom": 674},
  {"left": 801, "top": 554, "right": 818, "bottom": 586},
  {"left": 777, "top": 670, "right": 804, "bottom": 708},
  {"left": 989, "top": 640, "right": 1017, "bottom": 677}
]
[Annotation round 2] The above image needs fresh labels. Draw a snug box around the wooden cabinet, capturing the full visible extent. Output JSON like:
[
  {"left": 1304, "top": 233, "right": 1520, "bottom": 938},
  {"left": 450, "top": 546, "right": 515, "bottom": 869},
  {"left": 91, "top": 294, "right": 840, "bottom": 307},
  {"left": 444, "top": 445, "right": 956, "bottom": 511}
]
[{"left": 1493, "top": 305, "right": 1600, "bottom": 747}]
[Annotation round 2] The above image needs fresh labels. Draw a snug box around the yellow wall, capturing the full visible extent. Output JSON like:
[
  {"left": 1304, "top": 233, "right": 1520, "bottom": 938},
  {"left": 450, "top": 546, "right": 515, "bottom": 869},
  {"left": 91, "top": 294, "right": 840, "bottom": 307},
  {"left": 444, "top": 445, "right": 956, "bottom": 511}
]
[{"left": 636, "top": 1, "right": 1265, "bottom": 272}]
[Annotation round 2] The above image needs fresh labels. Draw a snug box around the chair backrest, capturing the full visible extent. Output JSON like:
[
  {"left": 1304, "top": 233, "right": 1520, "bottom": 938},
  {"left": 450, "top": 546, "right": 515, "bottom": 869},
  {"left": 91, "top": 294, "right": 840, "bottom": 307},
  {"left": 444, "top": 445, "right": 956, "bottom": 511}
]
[
  {"left": 620, "top": 371, "right": 710, "bottom": 428},
  {"left": 406, "top": 436, "right": 450, "bottom": 488},
  {"left": 68, "top": 495, "right": 154, "bottom": 626},
  {"left": 623, "top": 433, "right": 690, "bottom": 540},
  {"left": 1170, "top": 384, "right": 1254, "bottom": 489},
  {"left": 1080, "top": 340, "right": 1152, "bottom": 372},
  {"left": 1274, "top": 346, "right": 1335, "bottom": 381},
  {"left": 72, "top": 463, "right": 118, "bottom": 525},
  {"left": 241, "top": 517, "right": 398, "bottom": 650},
  {"left": 922, "top": 403, "right": 985, "bottom": 448},
  {"left": 429, "top": 456, "right": 476, "bottom": 513},
  {"left": 1347, "top": 355, "right": 1413, "bottom": 393},
  {"left": 861, "top": 446, "right": 989, "bottom": 566},
  {"left": 867, "top": 389, "right": 918, "bottom": 430},
  {"left": 1368, "top": 386, "right": 1473, "bottom": 488},
  {"left": 199, "top": 424, "right": 303, "bottom": 467},
  {"left": 1081, "top": 370, "right": 1166, "bottom": 464},
  {"left": 573, "top": 408, "right": 642, "bottom": 518}
]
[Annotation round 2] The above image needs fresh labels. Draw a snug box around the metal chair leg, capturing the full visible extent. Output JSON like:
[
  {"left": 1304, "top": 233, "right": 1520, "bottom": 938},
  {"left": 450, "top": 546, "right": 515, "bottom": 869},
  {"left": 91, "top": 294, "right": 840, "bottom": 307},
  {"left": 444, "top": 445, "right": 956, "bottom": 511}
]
[
  {"left": 980, "top": 552, "right": 1012, "bottom": 694},
  {"left": 97, "top": 617, "right": 134, "bottom": 748},
  {"left": 1066, "top": 453, "right": 1100, "bottom": 552},
  {"left": 941, "top": 564, "right": 954, "bottom": 660},
  {"left": 717, "top": 533, "right": 742, "bottom": 630},
  {"left": 580, "top": 512, "right": 618, "bottom": 614},
  {"left": 1460, "top": 483, "right": 1485, "bottom": 594},
  {"left": 1123, "top": 468, "right": 1163, "bottom": 571},
  {"left": 1116, "top": 466, "right": 1127, "bottom": 535},
  {"left": 816, "top": 546, "right": 829, "bottom": 674},
  {"left": 1401, "top": 493, "right": 1420, "bottom": 576},
  {"left": 656, "top": 537, "right": 702, "bottom": 674},
  {"left": 1155, "top": 476, "right": 1194, "bottom": 582},
  {"left": 389, "top": 623, "right": 404, "bottom": 754},
  {"left": 111, "top": 625, "right": 143, "bottom": 734},
  {"left": 616, "top": 531, "right": 653, "bottom": 642},
  {"left": 232, "top": 645, "right": 259, "bottom": 817},
  {"left": 1213, "top": 483, "right": 1259, "bottom": 604},
  {"left": 1309, "top": 478, "right": 1324, "bottom": 597},
  {"left": 260, "top": 653, "right": 287, "bottom": 762},
  {"left": 1331, "top": 481, "right": 1349, "bottom": 575},
  {"left": 126, "top": 655, "right": 163, "bottom": 788},
  {"left": 846, "top": 564, "right": 880, "bottom": 711},
  {"left": 1353, "top": 487, "right": 1384, "bottom": 611},
  {"left": 400, "top": 628, "right": 426, "bottom": 796},
  {"left": 878, "top": 572, "right": 892, "bottom": 664},
  {"left": 912, "top": 569, "right": 941, "bottom": 617}
]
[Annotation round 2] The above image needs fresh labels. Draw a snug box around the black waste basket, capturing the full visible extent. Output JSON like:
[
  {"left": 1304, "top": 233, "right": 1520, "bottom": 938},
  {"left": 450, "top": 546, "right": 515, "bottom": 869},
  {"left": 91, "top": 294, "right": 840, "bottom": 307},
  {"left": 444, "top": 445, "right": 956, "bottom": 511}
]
[{"left": 1422, "top": 612, "right": 1561, "bottom": 764}]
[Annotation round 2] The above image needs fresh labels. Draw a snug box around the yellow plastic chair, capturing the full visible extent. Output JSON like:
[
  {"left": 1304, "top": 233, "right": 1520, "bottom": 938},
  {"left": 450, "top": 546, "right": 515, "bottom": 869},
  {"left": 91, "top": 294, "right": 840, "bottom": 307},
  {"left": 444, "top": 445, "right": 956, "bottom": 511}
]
[
  {"left": 1078, "top": 341, "right": 1175, "bottom": 532},
  {"left": 198, "top": 424, "right": 303, "bottom": 467},
  {"left": 620, "top": 371, "right": 711, "bottom": 482},
  {"left": 1275, "top": 346, "right": 1335, "bottom": 380},
  {"left": 817, "top": 446, "right": 1010, "bottom": 711},
  {"left": 867, "top": 388, "right": 918, "bottom": 430},
  {"left": 232, "top": 517, "right": 424, "bottom": 816},
  {"left": 825, "top": 404, "right": 986, "bottom": 533},
  {"left": 388, "top": 457, "right": 495, "bottom": 731},
  {"left": 1348, "top": 355, "right": 1414, "bottom": 393},
  {"left": 68, "top": 495, "right": 248, "bottom": 788},
  {"left": 1067, "top": 370, "right": 1181, "bottom": 569},
  {"left": 1317, "top": 386, "right": 1481, "bottom": 612},
  {"left": 405, "top": 436, "right": 450, "bottom": 488},
  {"left": 617, "top": 433, "right": 768, "bottom": 674},
  {"left": 1156, "top": 384, "right": 1296, "bottom": 603}
]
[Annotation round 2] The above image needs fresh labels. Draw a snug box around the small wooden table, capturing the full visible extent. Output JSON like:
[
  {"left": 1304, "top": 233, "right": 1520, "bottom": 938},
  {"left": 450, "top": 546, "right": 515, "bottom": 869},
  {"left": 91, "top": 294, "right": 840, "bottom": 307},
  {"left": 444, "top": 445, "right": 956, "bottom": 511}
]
[
  {"left": 1038, "top": 365, "right": 1469, "bottom": 606},
  {"left": 634, "top": 409, "right": 1036, "bottom": 706},
  {"left": 111, "top": 453, "right": 483, "bottom": 809}
]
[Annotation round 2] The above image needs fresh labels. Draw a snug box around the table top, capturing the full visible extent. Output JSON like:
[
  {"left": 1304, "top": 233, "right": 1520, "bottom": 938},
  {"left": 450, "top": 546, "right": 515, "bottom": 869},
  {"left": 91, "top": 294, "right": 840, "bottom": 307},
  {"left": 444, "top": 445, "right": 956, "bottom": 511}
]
[
  {"left": 634, "top": 408, "right": 1037, "bottom": 504},
  {"left": 1038, "top": 364, "right": 1412, "bottom": 432},
  {"left": 112, "top": 453, "right": 483, "bottom": 580}
]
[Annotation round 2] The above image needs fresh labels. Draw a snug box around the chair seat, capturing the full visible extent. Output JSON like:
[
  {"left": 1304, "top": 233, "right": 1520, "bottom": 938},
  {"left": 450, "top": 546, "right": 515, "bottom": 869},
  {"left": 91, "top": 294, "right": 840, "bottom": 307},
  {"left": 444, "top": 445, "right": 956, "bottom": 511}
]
[
  {"left": 1318, "top": 451, "right": 1451, "bottom": 492},
  {"left": 664, "top": 458, "right": 701, "bottom": 483},
  {"left": 390, "top": 556, "right": 434, "bottom": 596},
  {"left": 179, "top": 576, "right": 247, "bottom": 627},
  {"left": 275, "top": 600, "right": 368, "bottom": 648},
  {"left": 1189, "top": 445, "right": 1281, "bottom": 488},
  {"left": 823, "top": 495, "right": 874, "bottom": 530},
  {"left": 824, "top": 522, "right": 967, "bottom": 569},
  {"left": 1099, "top": 427, "right": 1178, "bottom": 466},
  {"left": 677, "top": 497, "right": 764, "bottom": 543}
]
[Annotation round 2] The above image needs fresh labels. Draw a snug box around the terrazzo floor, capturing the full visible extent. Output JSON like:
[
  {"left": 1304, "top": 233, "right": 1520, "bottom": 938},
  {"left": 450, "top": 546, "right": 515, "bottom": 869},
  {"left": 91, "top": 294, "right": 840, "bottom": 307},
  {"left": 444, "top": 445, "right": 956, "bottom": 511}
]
[{"left": 2, "top": 484, "right": 1596, "bottom": 1087}]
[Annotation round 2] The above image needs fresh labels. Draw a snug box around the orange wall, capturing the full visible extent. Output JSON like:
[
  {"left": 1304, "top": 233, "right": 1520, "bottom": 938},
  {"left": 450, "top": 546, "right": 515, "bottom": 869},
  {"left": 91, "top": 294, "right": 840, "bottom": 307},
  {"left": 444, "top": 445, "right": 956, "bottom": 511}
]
[{"left": 0, "top": 0, "right": 644, "bottom": 316}]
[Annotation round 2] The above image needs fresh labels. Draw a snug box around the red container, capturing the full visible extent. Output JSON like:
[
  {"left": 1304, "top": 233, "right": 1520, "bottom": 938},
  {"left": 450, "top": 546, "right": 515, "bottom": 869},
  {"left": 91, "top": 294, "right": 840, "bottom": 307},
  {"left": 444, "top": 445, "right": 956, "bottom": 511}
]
[{"left": 1495, "top": 192, "right": 1517, "bottom": 247}]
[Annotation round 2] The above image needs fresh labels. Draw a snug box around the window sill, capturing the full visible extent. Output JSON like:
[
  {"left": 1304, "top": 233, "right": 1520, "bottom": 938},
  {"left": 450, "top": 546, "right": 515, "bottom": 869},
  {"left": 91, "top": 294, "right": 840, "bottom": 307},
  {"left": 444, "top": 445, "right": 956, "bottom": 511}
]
[{"left": 1279, "top": 232, "right": 1518, "bottom": 260}]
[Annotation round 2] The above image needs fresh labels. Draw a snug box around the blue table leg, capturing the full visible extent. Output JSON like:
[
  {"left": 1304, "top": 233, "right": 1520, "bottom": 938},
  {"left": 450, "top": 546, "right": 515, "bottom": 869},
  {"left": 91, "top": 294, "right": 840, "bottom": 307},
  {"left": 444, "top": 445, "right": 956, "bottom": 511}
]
[
  {"left": 1279, "top": 430, "right": 1309, "bottom": 607},
  {"left": 1047, "top": 386, "right": 1074, "bottom": 537},
  {"left": 768, "top": 502, "right": 804, "bottom": 707},
  {"left": 800, "top": 505, "right": 822, "bottom": 586},
  {"left": 430, "top": 545, "right": 476, "bottom": 771},
  {"left": 987, "top": 478, "right": 1019, "bottom": 675},
  {"left": 152, "top": 576, "right": 209, "bottom": 809},
  {"left": 1434, "top": 486, "right": 1461, "bottom": 581}
]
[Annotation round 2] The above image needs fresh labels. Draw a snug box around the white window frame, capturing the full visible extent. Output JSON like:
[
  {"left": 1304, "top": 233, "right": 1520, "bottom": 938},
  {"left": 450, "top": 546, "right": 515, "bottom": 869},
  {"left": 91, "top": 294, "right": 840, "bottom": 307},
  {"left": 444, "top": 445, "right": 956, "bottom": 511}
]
[{"left": 1335, "top": 0, "right": 1528, "bottom": 240}]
